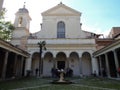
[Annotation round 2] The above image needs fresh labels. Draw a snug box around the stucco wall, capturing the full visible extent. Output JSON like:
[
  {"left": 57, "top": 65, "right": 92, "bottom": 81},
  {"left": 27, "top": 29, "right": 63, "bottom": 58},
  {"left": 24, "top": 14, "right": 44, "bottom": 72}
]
[{"left": 36, "top": 16, "right": 85, "bottom": 38}]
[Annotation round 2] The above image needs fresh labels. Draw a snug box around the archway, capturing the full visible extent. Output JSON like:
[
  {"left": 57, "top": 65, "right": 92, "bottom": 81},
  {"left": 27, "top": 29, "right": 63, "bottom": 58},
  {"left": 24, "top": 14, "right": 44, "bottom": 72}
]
[
  {"left": 56, "top": 52, "right": 66, "bottom": 70},
  {"left": 69, "top": 52, "right": 79, "bottom": 76},
  {"left": 31, "top": 52, "right": 39, "bottom": 76},
  {"left": 43, "top": 52, "right": 53, "bottom": 76},
  {"left": 82, "top": 52, "right": 92, "bottom": 76}
]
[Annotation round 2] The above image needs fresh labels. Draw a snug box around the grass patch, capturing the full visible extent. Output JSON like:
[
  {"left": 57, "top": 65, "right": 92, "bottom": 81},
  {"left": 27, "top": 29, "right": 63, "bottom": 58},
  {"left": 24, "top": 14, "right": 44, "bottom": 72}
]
[
  {"left": 0, "top": 77, "right": 120, "bottom": 90},
  {"left": 0, "top": 77, "right": 49, "bottom": 89},
  {"left": 27, "top": 85, "right": 105, "bottom": 90},
  {"left": 76, "top": 77, "right": 120, "bottom": 89}
]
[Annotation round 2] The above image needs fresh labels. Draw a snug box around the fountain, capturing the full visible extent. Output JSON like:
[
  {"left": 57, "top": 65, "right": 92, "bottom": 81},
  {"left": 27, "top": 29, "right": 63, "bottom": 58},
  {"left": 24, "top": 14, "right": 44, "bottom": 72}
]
[{"left": 51, "top": 69, "right": 73, "bottom": 84}]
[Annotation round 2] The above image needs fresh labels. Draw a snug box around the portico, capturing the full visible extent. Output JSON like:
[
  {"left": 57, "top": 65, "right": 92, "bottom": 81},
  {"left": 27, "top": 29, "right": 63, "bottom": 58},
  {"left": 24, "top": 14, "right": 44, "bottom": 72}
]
[
  {"left": 26, "top": 38, "right": 96, "bottom": 77},
  {"left": 0, "top": 39, "right": 29, "bottom": 80},
  {"left": 93, "top": 39, "right": 120, "bottom": 78}
]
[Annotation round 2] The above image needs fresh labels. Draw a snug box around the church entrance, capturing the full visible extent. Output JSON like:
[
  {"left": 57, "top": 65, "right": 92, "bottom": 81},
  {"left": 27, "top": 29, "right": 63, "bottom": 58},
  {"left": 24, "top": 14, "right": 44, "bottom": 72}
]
[
  {"left": 57, "top": 61, "right": 65, "bottom": 70},
  {"left": 56, "top": 52, "right": 66, "bottom": 70}
]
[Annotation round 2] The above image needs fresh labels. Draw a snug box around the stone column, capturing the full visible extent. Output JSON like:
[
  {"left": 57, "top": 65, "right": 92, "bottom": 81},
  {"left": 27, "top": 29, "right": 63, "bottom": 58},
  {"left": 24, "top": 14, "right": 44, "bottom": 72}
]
[
  {"left": 20, "top": 56, "right": 24, "bottom": 77},
  {"left": 2, "top": 51, "right": 9, "bottom": 79},
  {"left": 25, "top": 56, "right": 32, "bottom": 76},
  {"left": 105, "top": 53, "right": 110, "bottom": 77},
  {"left": 53, "top": 54, "right": 56, "bottom": 68},
  {"left": 79, "top": 57, "right": 82, "bottom": 76},
  {"left": 113, "top": 50, "right": 119, "bottom": 77},
  {"left": 66, "top": 53, "right": 69, "bottom": 69},
  {"left": 98, "top": 56, "right": 102, "bottom": 76},
  {"left": 91, "top": 57, "right": 99, "bottom": 75},
  {"left": 13, "top": 54, "right": 18, "bottom": 77},
  {"left": 52, "top": 58, "right": 55, "bottom": 68},
  {"left": 66, "top": 57, "right": 69, "bottom": 68}
]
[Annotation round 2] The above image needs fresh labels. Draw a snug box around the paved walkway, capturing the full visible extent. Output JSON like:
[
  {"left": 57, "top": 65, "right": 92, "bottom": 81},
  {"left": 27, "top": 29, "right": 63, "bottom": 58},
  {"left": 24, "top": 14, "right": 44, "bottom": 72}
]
[{"left": 11, "top": 83, "right": 117, "bottom": 90}]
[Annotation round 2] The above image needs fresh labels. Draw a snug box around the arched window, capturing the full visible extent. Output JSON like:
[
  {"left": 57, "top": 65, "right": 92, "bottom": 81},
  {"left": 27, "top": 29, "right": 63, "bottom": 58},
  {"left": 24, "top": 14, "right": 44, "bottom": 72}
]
[
  {"left": 18, "top": 17, "right": 23, "bottom": 27},
  {"left": 57, "top": 21, "right": 65, "bottom": 38}
]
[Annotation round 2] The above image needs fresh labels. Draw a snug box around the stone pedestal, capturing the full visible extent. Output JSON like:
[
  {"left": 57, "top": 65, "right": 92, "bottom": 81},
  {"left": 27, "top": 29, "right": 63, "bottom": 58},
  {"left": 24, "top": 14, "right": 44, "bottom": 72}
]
[{"left": 58, "top": 72, "right": 64, "bottom": 82}]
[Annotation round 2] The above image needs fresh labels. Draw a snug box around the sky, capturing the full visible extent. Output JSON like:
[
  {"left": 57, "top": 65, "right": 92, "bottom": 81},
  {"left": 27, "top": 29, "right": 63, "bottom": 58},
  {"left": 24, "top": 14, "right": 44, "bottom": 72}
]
[{"left": 3, "top": 0, "right": 120, "bottom": 37}]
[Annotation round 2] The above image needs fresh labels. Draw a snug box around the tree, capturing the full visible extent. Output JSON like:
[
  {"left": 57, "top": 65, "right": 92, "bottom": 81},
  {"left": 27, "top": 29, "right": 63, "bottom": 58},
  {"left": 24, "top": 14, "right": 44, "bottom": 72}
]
[
  {"left": 0, "top": 8, "right": 15, "bottom": 41},
  {"left": 37, "top": 41, "right": 46, "bottom": 77}
]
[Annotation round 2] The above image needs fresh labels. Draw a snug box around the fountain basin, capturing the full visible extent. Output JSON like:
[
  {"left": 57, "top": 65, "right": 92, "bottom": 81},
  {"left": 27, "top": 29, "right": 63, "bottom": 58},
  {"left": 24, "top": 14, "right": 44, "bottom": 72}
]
[
  {"left": 51, "top": 80, "right": 73, "bottom": 84},
  {"left": 51, "top": 69, "right": 73, "bottom": 84}
]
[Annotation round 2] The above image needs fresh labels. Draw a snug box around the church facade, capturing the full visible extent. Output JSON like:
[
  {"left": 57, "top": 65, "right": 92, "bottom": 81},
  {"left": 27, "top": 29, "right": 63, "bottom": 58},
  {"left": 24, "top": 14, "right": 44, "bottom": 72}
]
[{"left": 11, "top": 3, "right": 98, "bottom": 77}]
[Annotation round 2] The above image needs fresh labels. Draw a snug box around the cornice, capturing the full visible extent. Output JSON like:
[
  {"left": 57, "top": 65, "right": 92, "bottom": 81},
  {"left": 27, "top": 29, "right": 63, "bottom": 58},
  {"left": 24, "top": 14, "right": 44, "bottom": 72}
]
[
  {"left": 42, "top": 3, "right": 81, "bottom": 16},
  {"left": 0, "top": 39, "right": 30, "bottom": 57},
  {"left": 93, "top": 39, "right": 120, "bottom": 57}
]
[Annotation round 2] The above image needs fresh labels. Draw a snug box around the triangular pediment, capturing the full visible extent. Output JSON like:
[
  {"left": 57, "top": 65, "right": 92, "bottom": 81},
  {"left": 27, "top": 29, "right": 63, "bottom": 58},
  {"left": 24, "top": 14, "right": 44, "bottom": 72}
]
[{"left": 42, "top": 3, "right": 81, "bottom": 16}]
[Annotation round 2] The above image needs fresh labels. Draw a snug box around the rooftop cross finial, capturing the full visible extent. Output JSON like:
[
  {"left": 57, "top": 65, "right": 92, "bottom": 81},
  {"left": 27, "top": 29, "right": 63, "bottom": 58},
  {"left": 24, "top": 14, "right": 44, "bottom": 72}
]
[{"left": 23, "top": 2, "right": 26, "bottom": 8}]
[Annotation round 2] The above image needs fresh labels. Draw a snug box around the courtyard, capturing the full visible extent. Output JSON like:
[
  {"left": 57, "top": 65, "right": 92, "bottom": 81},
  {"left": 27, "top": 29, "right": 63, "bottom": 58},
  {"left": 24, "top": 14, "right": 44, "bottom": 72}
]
[{"left": 0, "top": 77, "right": 120, "bottom": 90}]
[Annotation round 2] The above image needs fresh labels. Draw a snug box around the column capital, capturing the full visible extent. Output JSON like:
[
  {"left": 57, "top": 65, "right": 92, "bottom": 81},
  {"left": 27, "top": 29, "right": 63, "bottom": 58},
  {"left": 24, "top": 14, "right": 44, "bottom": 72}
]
[{"left": 112, "top": 49, "right": 116, "bottom": 52}]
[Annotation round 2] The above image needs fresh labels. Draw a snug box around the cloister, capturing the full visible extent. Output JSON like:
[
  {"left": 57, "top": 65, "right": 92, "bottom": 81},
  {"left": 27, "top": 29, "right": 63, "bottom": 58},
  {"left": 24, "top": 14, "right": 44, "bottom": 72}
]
[
  {"left": 0, "top": 39, "right": 29, "bottom": 80},
  {"left": 93, "top": 39, "right": 120, "bottom": 78}
]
